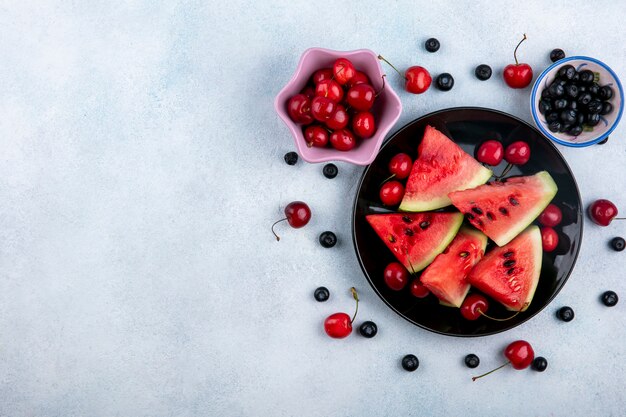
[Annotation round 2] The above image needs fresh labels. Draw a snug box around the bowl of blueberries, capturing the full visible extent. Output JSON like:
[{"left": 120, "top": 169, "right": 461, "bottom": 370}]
[{"left": 531, "top": 56, "right": 623, "bottom": 147}]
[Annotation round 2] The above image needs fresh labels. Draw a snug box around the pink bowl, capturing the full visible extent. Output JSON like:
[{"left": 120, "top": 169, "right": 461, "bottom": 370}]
[{"left": 274, "top": 48, "right": 402, "bottom": 165}]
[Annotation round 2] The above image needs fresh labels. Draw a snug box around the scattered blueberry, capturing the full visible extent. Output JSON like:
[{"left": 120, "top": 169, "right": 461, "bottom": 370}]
[
  {"left": 557, "top": 306, "right": 575, "bottom": 322},
  {"left": 323, "top": 163, "right": 338, "bottom": 179},
  {"left": 601, "top": 291, "right": 618, "bottom": 307},
  {"left": 314, "top": 286, "right": 330, "bottom": 302},
  {"left": 610, "top": 237, "right": 625, "bottom": 251},
  {"left": 475, "top": 64, "right": 492, "bottom": 81},
  {"left": 425, "top": 38, "right": 440, "bottom": 53},
  {"left": 532, "top": 357, "right": 548, "bottom": 372},
  {"left": 319, "top": 231, "right": 337, "bottom": 248},
  {"left": 435, "top": 73, "right": 454, "bottom": 91},
  {"left": 550, "top": 48, "right": 565, "bottom": 62},
  {"left": 359, "top": 321, "right": 378, "bottom": 338},
  {"left": 284, "top": 151, "right": 298, "bottom": 165},
  {"left": 401, "top": 354, "right": 419, "bottom": 372},
  {"left": 464, "top": 354, "right": 480, "bottom": 369}
]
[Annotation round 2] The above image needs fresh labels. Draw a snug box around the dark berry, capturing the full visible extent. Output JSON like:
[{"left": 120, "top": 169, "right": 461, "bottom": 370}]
[
  {"left": 568, "top": 100, "right": 578, "bottom": 111},
  {"left": 548, "top": 83, "right": 565, "bottom": 98},
  {"left": 600, "top": 102, "right": 613, "bottom": 115},
  {"left": 560, "top": 109, "right": 577, "bottom": 124},
  {"left": 564, "top": 84, "right": 578, "bottom": 99},
  {"left": 435, "top": 73, "right": 454, "bottom": 91},
  {"left": 358, "top": 321, "right": 378, "bottom": 338},
  {"left": 576, "top": 112, "right": 585, "bottom": 125},
  {"left": 539, "top": 99, "right": 552, "bottom": 114},
  {"left": 550, "top": 48, "right": 565, "bottom": 62},
  {"left": 314, "top": 286, "right": 330, "bottom": 302},
  {"left": 401, "top": 354, "right": 419, "bottom": 372},
  {"left": 579, "top": 70, "right": 595, "bottom": 84},
  {"left": 599, "top": 85, "right": 614, "bottom": 100},
  {"left": 597, "top": 136, "right": 609, "bottom": 145},
  {"left": 588, "top": 83, "right": 600, "bottom": 96},
  {"left": 464, "top": 354, "right": 480, "bottom": 368},
  {"left": 577, "top": 85, "right": 587, "bottom": 94},
  {"left": 559, "top": 123, "right": 571, "bottom": 133},
  {"left": 553, "top": 98, "right": 568, "bottom": 110},
  {"left": 610, "top": 237, "right": 625, "bottom": 251},
  {"left": 601, "top": 291, "right": 618, "bottom": 307},
  {"left": 585, "top": 113, "right": 600, "bottom": 127},
  {"left": 532, "top": 357, "right": 548, "bottom": 372},
  {"left": 425, "top": 38, "right": 440, "bottom": 52},
  {"left": 577, "top": 92, "right": 593, "bottom": 106},
  {"left": 548, "top": 121, "right": 561, "bottom": 133},
  {"left": 546, "top": 112, "right": 559, "bottom": 123},
  {"left": 568, "top": 125, "right": 583, "bottom": 136},
  {"left": 541, "top": 88, "right": 551, "bottom": 99},
  {"left": 319, "top": 231, "right": 337, "bottom": 248},
  {"left": 284, "top": 151, "right": 298, "bottom": 165},
  {"left": 587, "top": 99, "right": 603, "bottom": 114},
  {"left": 475, "top": 64, "right": 492, "bottom": 80},
  {"left": 323, "top": 163, "right": 338, "bottom": 179},
  {"left": 557, "top": 306, "right": 574, "bottom": 322},
  {"left": 557, "top": 65, "right": 576, "bottom": 80}
]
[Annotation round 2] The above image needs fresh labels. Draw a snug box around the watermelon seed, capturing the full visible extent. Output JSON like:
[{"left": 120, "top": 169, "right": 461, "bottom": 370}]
[
  {"left": 509, "top": 196, "right": 519, "bottom": 206},
  {"left": 402, "top": 215, "right": 413, "bottom": 224},
  {"left": 459, "top": 251, "right": 470, "bottom": 258},
  {"left": 476, "top": 220, "right": 484, "bottom": 227},
  {"left": 486, "top": 212, "right": 495, "bottom": 221},
  {"left": 404, "top": 228, "right": 414, "bottom": 236},
  {"left": 388, "top": 235, "right": 396, "bottom": 243},
  {"left": 419, "top": 221, "right": 430, "bottom": 230},
  {"left": 472, "top": 207, "right": 484, "bottom": 215},
  {"left": 465, "top": 213, "right": 475, "bottom": 220},
  {"left": 503, "top": 251, "right": 514, "bottom": 258},
  {"left": 499, "top": 207, "right": 509, "bottom": 216},
  {"left": 507, "top": 268, "right": 515, "bottom": 275},
  {"left": 503, "top": 259, "right": 516, "bottom": 267}
]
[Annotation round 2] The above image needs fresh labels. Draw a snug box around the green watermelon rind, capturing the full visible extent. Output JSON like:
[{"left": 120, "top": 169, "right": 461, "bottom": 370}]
[{"left": 409, "top": 213, "right": 464, "bottom": 272}]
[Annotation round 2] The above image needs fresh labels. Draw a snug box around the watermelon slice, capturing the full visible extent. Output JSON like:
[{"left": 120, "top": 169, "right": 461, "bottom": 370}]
[
  {"left": 366, "top": 212, "right": 463, "bottom": 273},
  {"left": 467, "top": 226, "right": 542, "bottom": 311},
  {"left": 399, "top": 125, "right": 492, "bottom": 212},
  {"left": 448, "top": 171, "right": 558, "bottom": 246},
  {"left": 420, "top": 227, "right": 488, "bottom": 308}
]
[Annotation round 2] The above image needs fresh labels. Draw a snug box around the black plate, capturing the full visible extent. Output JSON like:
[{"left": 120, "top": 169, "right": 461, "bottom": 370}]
[{"left": 352, "top": 107, "right": 583, "bottom": 337}]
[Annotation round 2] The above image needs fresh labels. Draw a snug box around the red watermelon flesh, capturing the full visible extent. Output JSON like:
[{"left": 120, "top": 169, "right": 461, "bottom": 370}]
[
  {"left": 467, "top": 226, "right": 542, "bottom": 311},
  {"left": 448, "top": 171, "right": 558, "bottom": 246},
  {"left": 399, "top": 125, "right": 492, "bottom": 212},
  {"left": 420, "top": 227, "right": 488, "bottom": 308},
  {"left": 366, "top": 212, "right": 463, "bottom": 273}
]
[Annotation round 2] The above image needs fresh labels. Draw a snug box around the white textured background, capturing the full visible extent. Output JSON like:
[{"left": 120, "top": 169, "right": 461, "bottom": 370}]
[{"left": 0, "top": 1, "right": 624, "bottom": 416}]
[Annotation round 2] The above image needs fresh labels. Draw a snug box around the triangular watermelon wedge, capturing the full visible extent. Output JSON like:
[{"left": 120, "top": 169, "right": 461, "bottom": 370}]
[
  {"left": 366, "top": 212, "right": 463, "bottom": 273},
  {"left": 467, "top": 226, "right": 542, "bottom": 311},
  {"left": 448, "top": 171, "right": 558, "bottom": 246},
  {"left": 420, "top": 227, "right": 488, "bottom": 308},
  {"left": 399, "top": 126, "right": 492, "bottom": 212}
]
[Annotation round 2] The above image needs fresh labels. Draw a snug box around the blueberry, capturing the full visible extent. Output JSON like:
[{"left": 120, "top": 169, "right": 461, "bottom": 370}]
[
  {"left": 435, "top": 73, "right": 454, "bottom": 91},
  {"left": 579, "top": 70, "right": 595, "bottom": 84},
  {"left": 597, "top": 136, "right": 609, "bottom": 145},
  {"left": 588, "top": 82, "right": 600, "bottom": 96},
  {"left": 464, "top": 354, "right": 480, "bottom": 368},
  {"left": 568, "top": 100, "right": 578, "bottom": 111},
  {"left": 319, "top": 231, "right": 337, "bottom": 248},
  {"left": 401, "top": 354, "right": 419, "bottom": 372},
  {"left": 577, "top": 85, "right": 587, "bottom": 94},
  {"left": 599, "top": 85, "right": 614, "bottom": 100},
  {"left": 610, "top": 237, "right": 625, "bottom": 251},
  {"left": 550, "top": 48, "right": 566, "bottom": 62},
  {"left": 557, "top": 65, "right": 576, "bottom": 80},
  {"left": 548, "top": 83, "right": 565, "bottom": 98},
  {"left": 546, "top": 112, "right": 559, "bottom": 123},
  {"left": 557, "top": 306, "right": 575, "bottom": 322},
  {"left": 553, "top": 99, "right": 568, "bottom": 110},
  {"left": 560, "top": 109, "right": 577, "bottom": 124},
  {"left": 587, "top": 100, "right": 603, "bottom": 114},
  {"left": 359, "top": 321, "right": 378, "bottom": 338},
  {"left": 541, "top": 88, "right": 552, "bottom": 99},
  {"left": 314, "top": 287, "right": 330, "bottom": 302},
  {"left": 323, "top": 163, "right": 338, "bottom": 179},
  {"left": 539, "top": 99, "right": 552, "bottom": 115},
  {"left": 555, "top": 78, "right": 568, "bottom": 87},
  {"left": 577, "top": 93, "right": 593, "bottom": 106},
  {"left": 568, "top": 125, "right": 583, "bottom": 136},
  {"left": 572, "top": 72, "right": 580, "bottom": 82},
  {"left": 564, "top": 84, "right": 578, "bottom": 98},
  {"left": 576, "top": 112, "right": 585, "bottom": 125},
  {"left": 548, "top": 121, "right": 562, "bottom": 133},
  {"left": 601, "top": 291, "right": 618, "bottom": 307},
  {"left": 532, "top": 357, "right": 548, "bottom": 372},
  {"left": 425, "top": 38, "right": 440, "bottom": 52},
  {"left": 585, "top": 113, "right": 600, "bottom": 127},
  {"left": 475, "top": 64, "right": 492, "bottom": 81},
  {"left": 559, "top": 123, "right": 572, "bottom": 133},
  {"left": 600, "top": 102, "right": 613, "bottom": 115},
  {"left": 284, "top": 151, "right": 298, "bottom": 165}
]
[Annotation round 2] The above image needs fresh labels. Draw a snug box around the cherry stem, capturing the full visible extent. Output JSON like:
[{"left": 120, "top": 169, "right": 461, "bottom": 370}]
[
  {"left": 614, "top": 217, "right": 626, "bottom": 220},
  {"left": 495, "top": 163, "right": 513, "bottom": 180},
  {"left": 513, "top": 34, "right": 527, "bottom": 66},
  {"left": 478, "top": 303, "right": 528, "bottom": 321},
  {"left": 271, "top": 218, "right": 287, "bottom": 241},
  {"left": 375, "top": 74, "right": 386, "bottom": 97},
  {"left": 377, "top": 55, "right": 406, "bottom": 80},
  {"left": 380, "top": 173, "right": 396, "bottom": 185},
  {"left": 472, "top": 361, "right": 510, "bottom": 381},
  {"left": 350, "top": 287, "right": 359, "bottom": 323}
]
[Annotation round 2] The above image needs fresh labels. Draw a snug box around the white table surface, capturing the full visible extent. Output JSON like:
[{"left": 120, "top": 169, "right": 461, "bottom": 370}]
[{"left": 1, "top": 1, "right": 624, "bottom": 416}]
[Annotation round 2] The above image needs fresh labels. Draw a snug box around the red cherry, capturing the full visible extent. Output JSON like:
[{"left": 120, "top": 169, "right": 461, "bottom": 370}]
[
  {"left": 503, "top": 34, "right": 533, "bottom": 88},
  {"left": 473, "top": 340, "right": 534, "bottom": 381},
  {"left": 504, "top": 141, "right": 531, "bottom": 165},
  {"left": 588, "top": 199, "right": 623, "bottom": 226},
  {"left": 476, "top": 140, "right": 504, "bottom": 166},
  {"left": 541, "top": 227, "right": 559, "bottom": 252},
  {"left": 315, "top": 79, "right": 344, "bottom": 102},
  {"left": 310, "top": 96, "right": 336, "bottom": 122},
  {"left": 312, "top": 68, "right": 333, "bottom": 85},
  {"left": 347, "top": 70, "right": 370, "bottom": 88},
  {"left": 379, "top": 180, "right": 404, "bottom": 206},
  {"left": 287, "top": 94, "right": 314, "bottom": 124},
  {"left": 410, "top": 279, "right": 430, "bottom": 298},
  {"left": 326, "top": 105, "right": 349, "bottom": 130},
  {"left": 352, "top": 111, "right": 376, "bottom": 138},
  {"left": 271, "top": 201, "right": 311, "bottom": 241},
  {"left": 323, "top": 287, "right": 359, "bottom": 339},
  {"left": 303, "top": 125, "right": 329, "bottom": 148},
  {"left": 329, "top": 129, "right": 357, "bottom": 151},
  {"left": 388, "top": 153, "right": 413, "bottom": 179},
  {"left": 538, "top": 204, "right": 563, "bottom": 227},
  {"left": 346, "top": 84, "right": 375, "bottom": 111},
  {"left": 301, "top": 86, "right": 315, "bottom": 100},
  {"left": 332, "top": 58, "right": 356, "bottom": 85},
  {"left": 460, "top": 294, "right": 489, "bottom": 321},
  {"left": 405, "top": 66, "right": 432, "bottom": 94},
  {"left": 383, "top": 262, "right": 409, "bottom": 291}
]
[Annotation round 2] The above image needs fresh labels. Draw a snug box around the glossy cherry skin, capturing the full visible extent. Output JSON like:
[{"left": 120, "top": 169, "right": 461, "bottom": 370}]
[
  {"left": 284, "top": 201, "right": 311, "bottom": 228},
  {"left": 405, "top": 66, "right": 432, "bottom": 94},
  {"left": 410, "top": 279, "right": 430, "bottom": 298},
  {"left": 324, "top": 312, "right": 352, "bottom": 338},
  {"left": 388, "top": 153, "right": 412, "bottom": 179},
  {"left": 588, "top": 199, "right": 619, "bottom": 226},
  {"left": 329, "top": 129, "right": 357, "bottom": 151},
  {"left": 287, "top": 94, "right": 314, "bottom": 124},
  {"left": 333, "top": 58, "right": 356, "bottom": 85},
  {"left": 312, "top": 68, "right": 333, "bottom": 85},
  {"left": 310, "top": 96, "right": 336, "bottom": 122},
  {"left": 476, "top": 140, "right": 504, "bottom": 166},
  {"left": 539, "top": 204, "right": 563, "bottom": 227},
  {"left": 383, "top": 262, "right": 409, "bottom": 291},
  {"left": 460, "top": 294, "right": 489, "bottom": 320},
  {"left": 541, "top": 227, "right": 559, "bottom": 252},
  {"left": 503, "top": 63, "right": 533, "bottom": 88},
  {"left": 352, "top": 112, "right": 375, "bottom": 138},
  {"left": 315, "top": 79, "right": 344, "bottom": 102},
  {"left": 326, "top": 105, "right": 349, "bottom": 130},
  {"left": 505, "top": 340, "right": 534, "bottom": 370},
  {"left": 379, "top": 180, "right": 404, "bottom": 206},
  {"left": 504, "top": 141, "right": 531, "bottom": 165},
  {"left": 303, "top": 125, "right": 329, "bottom": 148},
  {"left": 347, "top": 71, "right": 370, "bottom": 88},
  {"left": 346, "top": 84, "right": 375, "bottom": 111},
  {"left": 301, "top": 86, "right": 315, "bottom": 100}
]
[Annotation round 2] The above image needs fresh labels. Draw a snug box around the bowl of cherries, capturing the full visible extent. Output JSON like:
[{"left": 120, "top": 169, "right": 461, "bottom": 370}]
[
  {"left": 274, "top": 48, "right": 402, "bottom": 165},
  {"left": 531, "top": 56, "right": 623, "bottom": 147}
]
